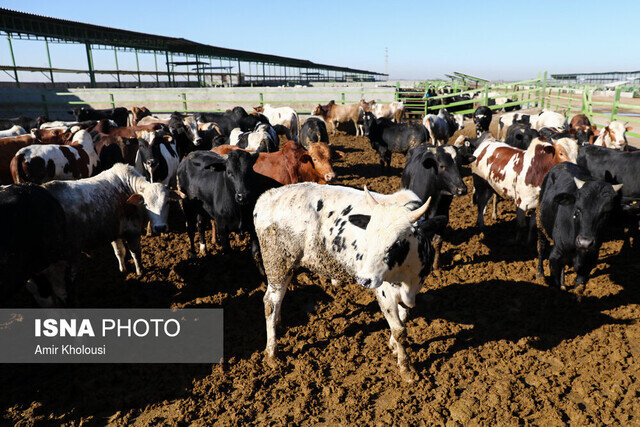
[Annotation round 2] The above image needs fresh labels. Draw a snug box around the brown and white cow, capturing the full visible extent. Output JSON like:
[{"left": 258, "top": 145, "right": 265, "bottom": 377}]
[
  {"left": 253, "top": 104, "right": 299, "bottom": 142},
  {"left": 592, "top": 121, "right": 631, "bottom": 150},
  {"left": 128, "top": 106, "right": 152, "bottom": 126},
  {"left": 91, "top": 119, "right": 164, "bottom": 168},
  {"left": 0, "top": 135, "right": 35, "bottom": 184},
  {"left": 360, "top": 100, "right": 404, "bottom": 122},
  {"left": 31, "top": 128, "right": 74, "bottom": 144},
  {"left": 312, "top": 100, "right": 364, "bottom": 136},
  {"left": 471, "top": 137, "right": 579, "bottom": 241},
  {"left": 11, "top": 130, "right": 99, "bottom": 184}
]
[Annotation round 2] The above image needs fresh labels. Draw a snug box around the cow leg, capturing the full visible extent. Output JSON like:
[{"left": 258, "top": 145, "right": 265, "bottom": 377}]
[
  {"left": 182, "top": 201, "right": 198, "bottom": 258},
  {"left": 514, "top": 208, "right": 527, "bottom": 243},
  {"left": 250, "top": 233, "right": 265, "bottom": 276},
  {"left": 384, "top": 151, "right": 392, "bottom": 170},
  {"left": 126, "top": 237, "right": 144, "bottom": 276},
  {"left": 536, "top": 229, "right": 548, "bottom": 280},
  {"left": 432, "top": 234, "right": 443, "bottom": 270},
  {"left": 111, "top": 239, "right": 128, "bottom": 273},
  {"left": 211, "top": 220, "right": 217, "bottom": 246},
  {"left": 375, "top": 287, "right": 416, "bottom": 382},
  {"left": 491, "top": 195, "right": 498, "bottom": 220},
  {"left": 197, "top": 216, "right": 208, "bottom": 255},
  {"left": 264, "top": 276, "right": 291, "bottom": 365},
  {"left": 472, "top": 174, "right": 493, "bottom": 230},
  {"left": 548, "top": 247, "right": 566, "bottom": 289},
  {"left": 218, "top": 225, "right": 231, "bottom": 252},
  {"left": 353, "top": 120, "right": 360, "bottom": 136},
  {"left": 332, "top": 121, "right": 338, "bottom": 135}
]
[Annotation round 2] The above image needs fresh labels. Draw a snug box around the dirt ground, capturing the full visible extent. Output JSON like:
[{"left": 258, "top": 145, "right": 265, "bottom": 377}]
[{"left": 3, "top": 125, "right": 640, "bottom": 425}]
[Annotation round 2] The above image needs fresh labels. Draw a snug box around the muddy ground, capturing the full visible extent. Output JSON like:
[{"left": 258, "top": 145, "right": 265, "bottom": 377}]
[{"left": 2, "top": 122, "right": 640, "bottom": 425}]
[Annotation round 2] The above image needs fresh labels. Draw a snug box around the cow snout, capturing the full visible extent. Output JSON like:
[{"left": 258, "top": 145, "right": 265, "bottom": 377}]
[
  {"left": 356, "top": 277, "right": 381, "bottom": 289},
  {"left": 152, "top": 224, "right": 168, "bottom": 235},
  {"left": 576, "top": 235, "right": 595, "bottom": 250},
  {"left": 194, "top": 137, "right": 203, "bottom": 146},
  {"left": 324, "top": 172, "right": 335, "bottom": 182},
  {"left": 145, "top": 159, "right": 159, "bottom": 169},
  {"left": 456, "top": 185, "right": 468, "bottom": 196},
  {"left": 235, "top": 193, "right": 249, "bottom": 204}
]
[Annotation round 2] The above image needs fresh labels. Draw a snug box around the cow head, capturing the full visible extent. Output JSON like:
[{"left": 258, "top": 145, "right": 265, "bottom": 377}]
[
  {"left": 552, "top": 138, "right": 579, "bottom": 163},
  {"left": 305, "top": 142, "right": 337, "bottom": 182},
  {"left": 423, "top": 146, "right": 469, "bottom": 196},
  {"left": 347, "top": 187, "right": 446, "bottom": 291},
  {"left": 131, "top": 106, "right": 151, "bottom": 125},
  {"left": 127, "top": 184, "right": 185, "bottom": 235},
  {"left": 362, "top": 112, "right": 377, "bottom": 138},
  {"left": 206, "top": 150, "right": 259, "bottom": 204},
  {"left": 183, "top": 115, "right": 202, "bottom": 146},
  {"left": 253, "top": 106, "right": 265, "bottom": 114},
  {"left": 312, "top": 104, "right": 326, "bottom": 117},
  {"left": 554, "top": 178, "right": 623, "bottom": 252},
  {"left": 136, "top": 130, "right": 173, "bottom": 182},
  {"left": 604, "top": 121, "right": 631, "bottom": 150}
]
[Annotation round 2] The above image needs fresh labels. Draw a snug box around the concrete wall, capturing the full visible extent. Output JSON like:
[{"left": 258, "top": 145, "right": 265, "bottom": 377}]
[{"left": 0, "top": 85, "right": 396, "bottom": 120}]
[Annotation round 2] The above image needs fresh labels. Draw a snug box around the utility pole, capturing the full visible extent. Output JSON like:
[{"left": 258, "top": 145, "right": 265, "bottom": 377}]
[{"left": 385, "top": 47, "right": 389, "bottom": 76}]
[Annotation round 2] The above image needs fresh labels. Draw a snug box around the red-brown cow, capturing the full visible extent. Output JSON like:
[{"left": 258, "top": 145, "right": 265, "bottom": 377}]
[
  {"left": 31, "top": 128, "right": 74, "bottom": 145},
  {"left": 0, "top": 135, "right": 35, "bottom": 184},
  {"left": 212, "top": 141, "right": 339, "bottom": 185},
  {"left": 91, "top": 119, "right": 164, "bottom": 168}
]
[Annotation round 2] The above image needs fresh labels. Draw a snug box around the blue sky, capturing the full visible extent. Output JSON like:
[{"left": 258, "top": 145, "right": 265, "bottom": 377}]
[{"left": 1, "top": 0, "right": 638, "bottom": 82}]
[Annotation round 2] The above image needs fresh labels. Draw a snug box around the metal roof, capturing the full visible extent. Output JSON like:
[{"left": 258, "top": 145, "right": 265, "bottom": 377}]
[{"left": 0, "top": 7, "right": 386, "bottom": 76}]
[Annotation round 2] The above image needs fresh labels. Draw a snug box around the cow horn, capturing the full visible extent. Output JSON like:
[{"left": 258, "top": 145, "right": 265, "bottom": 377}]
[
  {"left": 364, "top": 186, "right": 379, "bottom": 208},
  {"left": 573, "top": 178, "right": 586, "bottom": 189},
  {"left": 408, "top": 197, "right": 431, "bottom": 223}
]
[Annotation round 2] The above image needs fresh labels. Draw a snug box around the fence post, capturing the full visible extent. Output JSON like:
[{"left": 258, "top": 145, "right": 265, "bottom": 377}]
[
  {"left": 341, "top": 92, "right": 345, "bottom": 105},
  {"left": 109, "top": 93, "right": 115, "bottom": 109},
  {"left": 259, "top": 92, "right": 264, "bottom": 107},
  {"left": 538, "top": 71, "right": 547, "bottom": 109},
  {"left": 182, "top": 93, "right": 188, "bottom": 112},
  {"left": 395, "top": 82, "right": 399, "bottom": 102},
  {"left": 611, "top": 86, "right": 622, "bottom": 121},
  {"left": 483, "top": 85, "right": 489, "bottom": 107},
  {"left": 581, "top": 86, "right": 588, "bottom": 114},
  {"left": 41, "top": 94, "right": 49, "bottom": 118}
]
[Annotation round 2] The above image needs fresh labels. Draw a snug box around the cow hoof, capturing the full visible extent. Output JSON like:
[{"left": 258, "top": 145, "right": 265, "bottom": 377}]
[
  {"left": 399, "top": 364, "right": 418, "bottom": 383},
  {"left": 536, "top": 271, "right": 545, "bottom": 281}
]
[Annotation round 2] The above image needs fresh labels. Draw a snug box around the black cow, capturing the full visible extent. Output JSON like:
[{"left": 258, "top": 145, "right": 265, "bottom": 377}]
[
  {"left": 538, "top": 127, "right": 591, "bottom": 146},
  {"left": 177, "top": 150, "right": 280, "bottom": 261},
  {"left": 537, "top": 162, "right": 622, "bottom": 293},
  {"left": 168, "top": 112, "right": 203, "bottom": 159},
  {"left": 505, "top": 123, "right": 539, "bottom": 149},
  {"left": 0, "top": 115, "right": 48, "bottom": 131},
  {"left": 0, "top": 184, "right": 69, "bottom": 306},
  {"left": 402, "top": 144, "right": 475, "bottom": 268},
  {"left": 70, "top": 107, "right": 129, "bottom": 127},
  {"left": 473, "top": 106, "right": 493, "bottom": 137},
  {"left": 135, "top": 131, "right": 179, "bottom": 186},
  {"left": 197, "top": 107, "right": 269, "bottom": 136},
  {"left": 299, "top": 117, "right": 329, "bottom": 149},
  {"left": 362, "top": 112, "right": 428, "bottom": 169},
  {"left": 577, "top": 145, "right": 640, "bottom": 247}
]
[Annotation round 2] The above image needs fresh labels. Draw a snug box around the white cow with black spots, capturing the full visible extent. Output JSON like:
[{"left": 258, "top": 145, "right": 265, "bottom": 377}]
[{"left": 254, "top": 183, "right": 446, "bottom": 382}]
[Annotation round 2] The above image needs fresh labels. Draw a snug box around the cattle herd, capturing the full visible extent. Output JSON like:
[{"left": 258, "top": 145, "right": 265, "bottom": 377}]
[{"left": 0, "top": 95, "right": 637, "bottom": 381}]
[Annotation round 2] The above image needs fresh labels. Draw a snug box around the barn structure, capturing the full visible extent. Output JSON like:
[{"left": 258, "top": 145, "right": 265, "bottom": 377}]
[{"left": 0, "top": 8, "right": 387, "bottom": 88}]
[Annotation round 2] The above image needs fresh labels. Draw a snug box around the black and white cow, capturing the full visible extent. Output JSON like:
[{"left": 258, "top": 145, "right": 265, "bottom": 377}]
[
  {"left": 177, "top": 150, "right": 280, "bottom": 258},
  {"left": 473, "top": 106, "right": 493, "bottom": 138},
  {"left": 402, "top": 144, "right": 474, "bottom": 268},
  {"left": 299, "top": 117, "right": 329, "bottom": 149},
  {"left": 0, "top": 184, "right": 69, "bottom": 306},
  {"left": 229, "top": 123, "right": 278, "bottom": 153},
  {"left": 69, "top": 107, "right": 129, "bottom": 128},
  {"left": 423, "top": 108, "right": 465, "bottom": 145},
  {"left": 168, "top": 112, "right": 203, "bottom": 159},
  {"left": 0, "top": 115, "right": 48, "bottom": 132},
  {"left": 43, "top": 164, "right": 183, "bottom": 290},
  {"left": 497, "top": 112, "right": 539, "bottom": 139},
  {"left": 254, "top": 183, "right": 446, "bottom": 381},
  {"left": 537, "top": 162, "right": 622, "bottom": 294},
  {"left": 362, "top": 112, "right": 428, "bottom": 169},
  {"left": 134, "top": 130, "right": 179, "bottom": 186}
]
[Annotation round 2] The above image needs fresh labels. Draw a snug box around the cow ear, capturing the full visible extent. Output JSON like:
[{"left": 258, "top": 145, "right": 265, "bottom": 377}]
[
  {"left": 422, "top": 156, "right": 438, "bottom": 170},
  {"left": 299, "top": 154, "right": 312, "bottom": 164},
  {"left": 348, "top": 214, "right": 371, "bottom": 229},
  {"left": 612, "top": 184, "right": 624, "bottom": 193},
  {"left": 626, "top": 126, "right": 633, "bottom": 132},
  {"left": 553, "top": 193, "right": 575, "bottom": 206},
  {"left": 127, "top": 194, "right": 144, "bottom": 206},
  {"left": 169, "top": 190, "right": 187, "bottom": 201},
  {"left": 330, "top": 149, "right": 344, "bottom": 160}
]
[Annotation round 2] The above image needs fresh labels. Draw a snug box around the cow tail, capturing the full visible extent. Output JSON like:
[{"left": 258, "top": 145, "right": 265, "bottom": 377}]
[
  {"left": 10, "top": 153, "right": 28, "bottom": 184},
  {"left": 424, "top": 116, "right": 433, "bottom": 143}
]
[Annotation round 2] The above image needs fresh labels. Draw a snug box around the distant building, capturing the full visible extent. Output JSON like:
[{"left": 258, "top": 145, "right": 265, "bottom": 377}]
[{"left": 551, "top": 71, "right": 640, "bottom": 85}]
